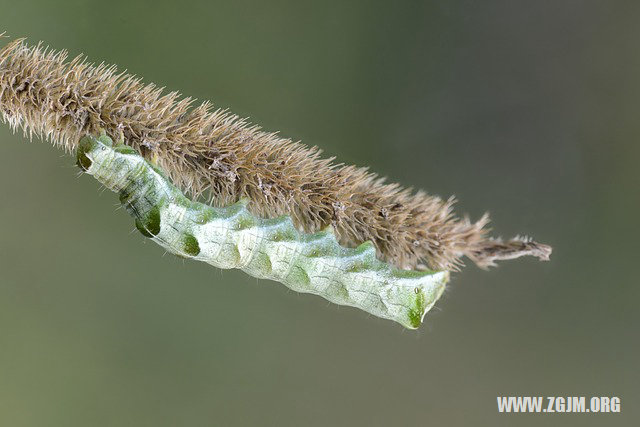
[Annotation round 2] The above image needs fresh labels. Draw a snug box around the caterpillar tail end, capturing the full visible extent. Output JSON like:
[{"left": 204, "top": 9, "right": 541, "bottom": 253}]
[{"left": 397, "top": 270, "right": 449, "bottom": 329}]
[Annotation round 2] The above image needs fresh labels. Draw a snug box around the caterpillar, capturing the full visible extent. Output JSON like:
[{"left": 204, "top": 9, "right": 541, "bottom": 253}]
[{"left": 78, "top": 131, "right": 449, "bottom": 329}]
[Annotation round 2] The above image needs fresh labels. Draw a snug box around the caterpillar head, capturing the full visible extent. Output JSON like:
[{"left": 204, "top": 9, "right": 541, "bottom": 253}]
[{"left": 76, "top": 132, "right": 114, "bottom": 172}]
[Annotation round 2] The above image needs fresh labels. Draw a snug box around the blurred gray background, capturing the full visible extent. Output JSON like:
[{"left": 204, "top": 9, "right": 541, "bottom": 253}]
[{"left": 0, "top": 1, "right": 638, "bottom": 426}]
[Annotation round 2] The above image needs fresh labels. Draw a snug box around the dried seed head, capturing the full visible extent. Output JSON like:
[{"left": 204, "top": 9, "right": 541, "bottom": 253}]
[{"left": 0, "top": 37, "right": 551, "bottom": 271}]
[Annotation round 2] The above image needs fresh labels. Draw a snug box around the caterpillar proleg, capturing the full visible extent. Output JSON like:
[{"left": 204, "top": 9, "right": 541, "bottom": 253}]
[{"left": 78, "top": 132, "right": 448, "bottom": 329}]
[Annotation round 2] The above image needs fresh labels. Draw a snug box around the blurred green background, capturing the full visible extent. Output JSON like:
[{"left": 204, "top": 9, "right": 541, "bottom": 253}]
[{"left": 0, "top": 1, "right": 638, "bottom": 426}]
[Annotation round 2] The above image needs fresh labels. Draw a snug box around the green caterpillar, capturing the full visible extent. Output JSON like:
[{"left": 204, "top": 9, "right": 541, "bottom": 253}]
[{"left": 77, "top": 132, "right": 449, "bottom": 329}]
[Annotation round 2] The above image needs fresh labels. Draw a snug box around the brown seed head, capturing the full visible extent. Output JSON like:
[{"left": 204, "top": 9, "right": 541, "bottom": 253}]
[{"left": 0, "top": 37, "right": 551, "bottom": 271}]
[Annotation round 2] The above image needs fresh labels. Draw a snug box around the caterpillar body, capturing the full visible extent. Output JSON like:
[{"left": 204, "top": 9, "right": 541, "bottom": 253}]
[{"left": 77, "top": 133, "right": 449, "bottom": 329}]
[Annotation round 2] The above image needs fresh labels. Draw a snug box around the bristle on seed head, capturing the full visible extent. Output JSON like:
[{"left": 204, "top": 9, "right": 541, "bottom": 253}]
[{"left": 0, "top": 37, "right": 551, "bottom": 271}]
